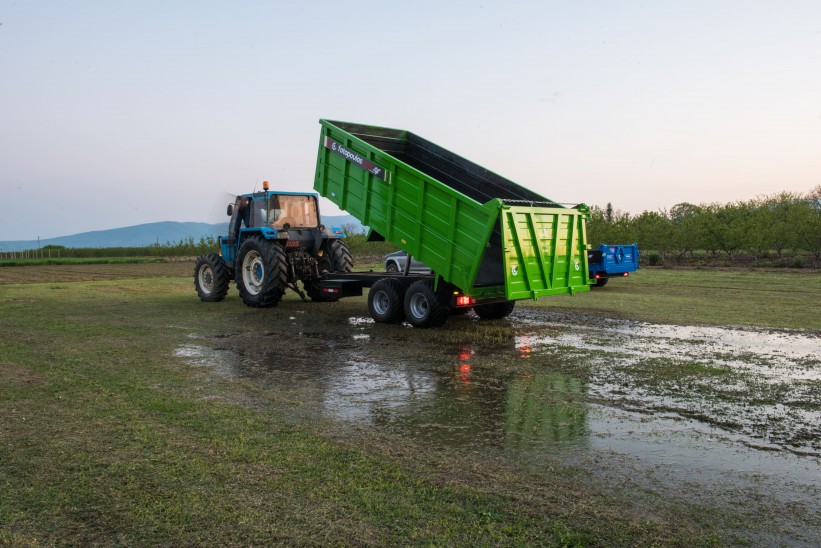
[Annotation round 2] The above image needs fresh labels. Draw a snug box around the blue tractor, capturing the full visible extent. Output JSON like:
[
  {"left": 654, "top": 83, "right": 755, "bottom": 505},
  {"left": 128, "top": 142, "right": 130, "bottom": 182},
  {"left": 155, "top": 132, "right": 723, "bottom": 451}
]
[{"left": 194, "top": 182, "right": 352, "bottom": 307}]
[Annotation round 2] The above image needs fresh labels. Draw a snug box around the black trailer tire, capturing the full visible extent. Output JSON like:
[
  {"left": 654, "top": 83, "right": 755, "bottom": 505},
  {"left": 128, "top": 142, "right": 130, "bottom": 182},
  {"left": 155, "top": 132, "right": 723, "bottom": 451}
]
[
  {"left": 194, "top": 253, "right": 230, "bottom": 302},
  {"left": 404, "top": 280, "right": 450, "bottom": 328},
  {"left": 593, "top": 277, "right": 609, "bottom": 288},
  {"left": 236, "top": 236, "right": 287, "bottom": 308},
  {"left": 368, "top": 278, "right": 406, "bottom": 324},
  {"left": 473, "top": 301, "right": 516, "bottom": 320}
]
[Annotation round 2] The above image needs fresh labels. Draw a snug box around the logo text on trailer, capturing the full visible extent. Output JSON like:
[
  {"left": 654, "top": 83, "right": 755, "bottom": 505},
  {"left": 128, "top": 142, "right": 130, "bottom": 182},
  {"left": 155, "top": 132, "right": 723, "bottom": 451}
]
[{"left": 323, "top": 136, "right": 392, "bottom": 183}]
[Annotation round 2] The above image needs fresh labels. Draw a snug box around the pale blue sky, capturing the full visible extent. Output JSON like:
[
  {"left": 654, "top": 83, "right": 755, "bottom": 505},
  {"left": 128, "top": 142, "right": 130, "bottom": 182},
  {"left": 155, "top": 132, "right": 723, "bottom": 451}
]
[{"left": 1, "top": 1, "right": 819, "bottom": 240}]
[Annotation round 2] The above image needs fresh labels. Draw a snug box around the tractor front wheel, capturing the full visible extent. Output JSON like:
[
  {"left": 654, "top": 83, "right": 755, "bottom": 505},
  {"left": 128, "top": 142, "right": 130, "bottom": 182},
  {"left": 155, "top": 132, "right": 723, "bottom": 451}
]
[
  {"left": 236, "top": 237, "right": 288, "bottom": 307},
  {"left": 194, "top": 253, "right": 230, "bottom": 302}
]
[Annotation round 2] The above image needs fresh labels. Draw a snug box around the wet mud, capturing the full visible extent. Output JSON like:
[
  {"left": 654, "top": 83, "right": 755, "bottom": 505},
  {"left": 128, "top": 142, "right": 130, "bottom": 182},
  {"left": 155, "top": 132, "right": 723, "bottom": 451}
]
[{"left": 175, "top": 304, "right": 821, "bottom": 545}]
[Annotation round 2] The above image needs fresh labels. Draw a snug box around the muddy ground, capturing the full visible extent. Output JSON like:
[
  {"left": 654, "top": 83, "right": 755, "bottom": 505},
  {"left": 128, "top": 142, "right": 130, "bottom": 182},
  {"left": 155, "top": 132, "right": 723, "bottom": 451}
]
[{"left": 175, "top": 295, "right": 821, "bottom": 546}]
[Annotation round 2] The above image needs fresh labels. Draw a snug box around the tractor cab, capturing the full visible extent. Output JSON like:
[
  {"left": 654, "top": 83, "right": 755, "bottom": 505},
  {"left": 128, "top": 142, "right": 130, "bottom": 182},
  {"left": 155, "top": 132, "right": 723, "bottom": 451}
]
[
  {"left": 227, "top": 192, "right": 320, "bottom": 235},
  {"left": 220, "top": 182, "right": 334, "bottom": 267}
]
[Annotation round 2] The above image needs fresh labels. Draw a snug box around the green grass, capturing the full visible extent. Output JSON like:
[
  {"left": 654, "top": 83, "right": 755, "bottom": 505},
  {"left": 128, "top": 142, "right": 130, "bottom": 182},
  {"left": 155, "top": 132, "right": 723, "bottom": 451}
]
[
  {"left": 3, "top": 266, "right": 817, "bottom": 544},
  {"left": 0, "top": 275, "right": 702, "bottom": 546},
  {"left": 529, "top": 267, "right": 821, "bottom": 330}
]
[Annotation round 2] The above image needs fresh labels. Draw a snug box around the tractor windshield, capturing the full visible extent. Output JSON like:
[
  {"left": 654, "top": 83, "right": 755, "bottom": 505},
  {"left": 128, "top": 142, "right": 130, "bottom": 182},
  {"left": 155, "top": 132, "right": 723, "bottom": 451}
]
[{"left": 269, "top": 195, "right": 319, "bottom": 228}]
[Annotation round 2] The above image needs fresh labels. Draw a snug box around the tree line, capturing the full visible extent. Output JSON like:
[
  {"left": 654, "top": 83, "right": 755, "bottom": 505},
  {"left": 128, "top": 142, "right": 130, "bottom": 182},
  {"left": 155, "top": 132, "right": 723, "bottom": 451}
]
[
  {"left": 587, "top": 186, "right": 821, "bottom": 267},
  {"left": 4, "top": 188, "right": 819, "bottom": 270},
  {"left": 0, "top": 236, "right": 220, "bottom": 261}
]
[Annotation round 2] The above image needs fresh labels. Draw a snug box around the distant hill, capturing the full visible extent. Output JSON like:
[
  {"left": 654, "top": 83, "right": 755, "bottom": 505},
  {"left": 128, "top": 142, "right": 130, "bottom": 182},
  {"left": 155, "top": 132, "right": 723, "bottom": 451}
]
[{"left": 0, "top": 215, "right": 365, "bottom": 252}]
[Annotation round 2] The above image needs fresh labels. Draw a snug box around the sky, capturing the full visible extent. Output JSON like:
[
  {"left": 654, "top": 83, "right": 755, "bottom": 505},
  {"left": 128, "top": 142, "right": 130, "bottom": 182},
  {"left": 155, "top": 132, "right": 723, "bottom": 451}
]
[{"left": 1, "top": 1, "right": 820, "bottom": 241}]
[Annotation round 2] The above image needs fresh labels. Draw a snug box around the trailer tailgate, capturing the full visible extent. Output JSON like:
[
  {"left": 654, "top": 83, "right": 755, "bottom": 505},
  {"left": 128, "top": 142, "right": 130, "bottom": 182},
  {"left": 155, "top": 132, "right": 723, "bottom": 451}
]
[{"left": 501, "top": 206, "right": 590, "bottom": 299}]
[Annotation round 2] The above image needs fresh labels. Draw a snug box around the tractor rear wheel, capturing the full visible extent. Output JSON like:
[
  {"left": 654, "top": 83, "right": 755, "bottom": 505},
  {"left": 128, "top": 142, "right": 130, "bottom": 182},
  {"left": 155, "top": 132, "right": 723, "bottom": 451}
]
[
  {"left": 236, "top": 236, "right": 287, "bottom": 308},
  {"left": 194, "top": 253, "right": 230, "bottom": 302},
  {"left": 404, "top": 280, "right": 450, "bottom": 328},
  {"left": 329, "top": 239, "right": 353, "bottom": 272},
  {"left": 368, "top": 278, "right": 406, "bottom": 323},
  {"left": 473, "top": 301, "right": 515, "bottom": 320}
]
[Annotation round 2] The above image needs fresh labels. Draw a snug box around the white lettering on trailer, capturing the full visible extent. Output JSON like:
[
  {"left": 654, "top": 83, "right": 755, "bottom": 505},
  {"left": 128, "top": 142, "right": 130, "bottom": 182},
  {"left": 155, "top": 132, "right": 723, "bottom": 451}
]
[{"left": 323, "top": 136, "right": 391, "bottom": 183}]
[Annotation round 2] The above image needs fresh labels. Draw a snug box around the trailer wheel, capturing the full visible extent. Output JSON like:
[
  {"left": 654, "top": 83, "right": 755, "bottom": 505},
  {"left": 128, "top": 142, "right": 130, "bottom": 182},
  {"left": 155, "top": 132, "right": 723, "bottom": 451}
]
[
  {"left": 368, "top": 278, "right": 406, "bottom": 323},
  {"left": 404, "top": 280, "right": 450, "bottom": 328},
  {"left": 473, "top": 301, "right": 515, "bottom": 320},
  {"left": 194, "top": 253, "right": 230, "bottom": 302},
  {"left": 236, "top": 236, "right": 287, "bottom": 308},
  {"left": 593, "top": 277, "right": 609, "bottom": 288}
]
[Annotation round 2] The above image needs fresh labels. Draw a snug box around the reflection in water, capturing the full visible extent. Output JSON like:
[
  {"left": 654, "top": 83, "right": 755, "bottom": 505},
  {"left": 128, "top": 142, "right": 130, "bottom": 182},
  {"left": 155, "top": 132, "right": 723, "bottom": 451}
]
[
  {"left": 514, "top": 335, "right": 536, "bottom": 359},
  {"left": 506, "top": 373, "right": 587, "bottom": 450},
  {"left": 450, "top": 342, "right": 588, "bottom": 450},
  {"left": 321, "top": 360, "right": 437, "bottom": 423},
  {"left": 176, "top": 314, "right": 821, "bottom": 545},
  {"left": 180, "top": 337, "right": 588, "bottom": 453}
]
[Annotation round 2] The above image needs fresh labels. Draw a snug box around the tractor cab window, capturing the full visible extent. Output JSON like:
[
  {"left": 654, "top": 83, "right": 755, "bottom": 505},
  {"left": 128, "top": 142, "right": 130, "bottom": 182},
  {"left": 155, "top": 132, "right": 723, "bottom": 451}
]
[
  {"left": 251, "top": 199, "right": 268, "bottom": 227},
  {"left": 269, "top": 195, "right": 319, "bottom": 228}
]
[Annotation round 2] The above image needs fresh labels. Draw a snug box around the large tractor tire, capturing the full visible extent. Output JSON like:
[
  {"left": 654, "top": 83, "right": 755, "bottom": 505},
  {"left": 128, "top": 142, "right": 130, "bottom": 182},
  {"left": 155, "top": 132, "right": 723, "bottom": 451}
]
[
  {"left": 473, "top": 301, "right": 516, "bottom": 320},
  {"left": 306, "top": 239, "right": 354, "bottom": 302},
  {"left": 236, "top": 236, "right": 288, "bottom": 308},
  {"left": 329, "top": 239, "right": 353, "bottom": 272},
  {"left": 403, "top": 280, "right": 450, "bottom": 328},
  {"left": 194, "top": 253, "right": 230, "bottom": 302},
  {"left": 368, "top": 278, "right": 406, "bottom": 324}
]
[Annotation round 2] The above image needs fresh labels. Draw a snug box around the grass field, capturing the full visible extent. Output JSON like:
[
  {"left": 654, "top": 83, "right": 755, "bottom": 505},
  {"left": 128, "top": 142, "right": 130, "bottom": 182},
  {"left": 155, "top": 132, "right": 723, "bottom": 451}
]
[
  {"left": 533, "top": 267, "right": 821, "bottom": 330},
  {"left": 1, "top": 263, "right": 819, "bottom": 544}
]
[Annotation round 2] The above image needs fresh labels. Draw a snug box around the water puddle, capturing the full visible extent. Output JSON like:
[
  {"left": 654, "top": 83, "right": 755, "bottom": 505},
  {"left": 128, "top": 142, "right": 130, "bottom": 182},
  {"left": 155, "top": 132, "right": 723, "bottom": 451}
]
[{"left": 175, "top": 311, "right": 821, "bottom": 544}]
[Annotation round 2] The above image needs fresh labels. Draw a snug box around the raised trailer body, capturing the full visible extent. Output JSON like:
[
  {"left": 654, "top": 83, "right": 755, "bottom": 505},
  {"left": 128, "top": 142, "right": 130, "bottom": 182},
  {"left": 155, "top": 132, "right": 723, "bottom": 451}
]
[{"left": 314, "top": 120, "right": 592, "bottom": 310}]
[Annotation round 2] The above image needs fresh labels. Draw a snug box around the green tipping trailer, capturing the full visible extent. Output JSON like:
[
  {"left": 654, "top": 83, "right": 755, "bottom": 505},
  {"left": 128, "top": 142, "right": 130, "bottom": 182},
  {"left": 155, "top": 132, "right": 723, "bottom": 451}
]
[{"left": 314, "top": 119, "right": 591, "bottom": 328}]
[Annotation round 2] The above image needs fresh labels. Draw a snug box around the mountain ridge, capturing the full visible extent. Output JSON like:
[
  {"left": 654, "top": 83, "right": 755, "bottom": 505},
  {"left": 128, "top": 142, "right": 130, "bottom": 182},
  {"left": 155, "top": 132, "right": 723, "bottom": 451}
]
[{"left": 0, "top": 216, "right": 364, "bottom": 252}]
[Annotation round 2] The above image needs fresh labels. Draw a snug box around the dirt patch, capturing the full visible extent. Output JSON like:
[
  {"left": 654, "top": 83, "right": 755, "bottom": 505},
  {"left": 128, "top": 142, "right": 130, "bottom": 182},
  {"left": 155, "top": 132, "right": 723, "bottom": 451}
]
[
  {"left": 0, "top": 364, "right": 48, "bottom": 386},
  {"left": 0, "top": 262, "right": 194, "bottom": 284}
]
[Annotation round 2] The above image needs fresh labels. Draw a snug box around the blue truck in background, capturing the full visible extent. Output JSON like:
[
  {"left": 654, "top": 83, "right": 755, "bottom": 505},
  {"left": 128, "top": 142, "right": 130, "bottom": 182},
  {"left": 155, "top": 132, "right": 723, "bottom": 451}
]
[{"left": 587, "top": 244, "right": 640, "bottom": 288}]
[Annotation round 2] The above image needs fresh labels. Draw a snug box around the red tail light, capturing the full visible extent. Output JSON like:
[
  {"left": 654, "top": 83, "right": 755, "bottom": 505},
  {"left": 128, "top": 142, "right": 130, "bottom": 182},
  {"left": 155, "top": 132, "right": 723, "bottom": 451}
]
[{"left": 455, "top": 295, "right": 475, "bottom": 307}]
